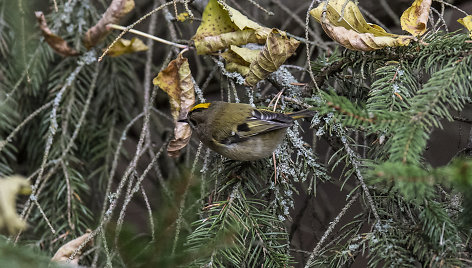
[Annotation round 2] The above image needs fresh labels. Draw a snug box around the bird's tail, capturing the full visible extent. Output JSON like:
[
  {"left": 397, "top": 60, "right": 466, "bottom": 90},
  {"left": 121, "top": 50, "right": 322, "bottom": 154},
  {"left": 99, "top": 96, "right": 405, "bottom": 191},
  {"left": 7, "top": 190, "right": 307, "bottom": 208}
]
[{"left": 287, "top": 109, "right": 315, "bottom": 120}]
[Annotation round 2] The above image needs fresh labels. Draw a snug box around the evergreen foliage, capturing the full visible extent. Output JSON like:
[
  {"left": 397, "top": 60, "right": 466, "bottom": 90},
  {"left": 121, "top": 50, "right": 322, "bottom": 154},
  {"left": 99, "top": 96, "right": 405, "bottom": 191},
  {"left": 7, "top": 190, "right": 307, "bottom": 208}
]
[{"left": 0, "top": 0, "right": 471, "bottom": 267}]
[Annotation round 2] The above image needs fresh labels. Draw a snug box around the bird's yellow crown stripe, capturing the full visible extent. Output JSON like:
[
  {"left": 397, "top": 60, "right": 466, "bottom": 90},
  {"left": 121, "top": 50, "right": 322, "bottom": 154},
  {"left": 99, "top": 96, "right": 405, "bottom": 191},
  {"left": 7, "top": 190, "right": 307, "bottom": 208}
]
[{"left": 191, "top": 103, "right": 211, "bottom": 111}]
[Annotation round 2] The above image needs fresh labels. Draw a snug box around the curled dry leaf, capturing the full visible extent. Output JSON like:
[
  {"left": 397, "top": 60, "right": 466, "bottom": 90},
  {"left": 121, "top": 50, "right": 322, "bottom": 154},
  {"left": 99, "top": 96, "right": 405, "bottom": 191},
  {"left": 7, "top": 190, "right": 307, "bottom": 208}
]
[
  {"left": 35, "top": 11, "right": 80, "bottom": 57},
  {"left": 221, "top": 45, "right": 260, "bottom": 76},
  {"left": 458, "top": 15, "right": 472, "bottom": 38},
  {"left": 192, "top": 0, "right": 270, "bottom": 55},
  {"left": 192, "top": 0, "right": 299, "bottom": 85},
  {"left": 51, "top": 229, "right": 93, "bottom": 265},
  {"left": 400, "top": 0, "right": 432, "bottom": 36},
  {"left": 83, "top": 0, "right": 135, "bottom": 49},
  {"left": 310, "top": 0, "right": 413, "bottom": 51},
  {"left": 245, "top": 30, "right": 300, "bottom": 86},
  {"left": 106, "top": 37, "right": 148, "bottom": 57},
  {"left": 153, "top": 54, "right": 195, "bottom": 157},
  {"left": 0, "top": 176, "right": 32, "bottom": 235}
]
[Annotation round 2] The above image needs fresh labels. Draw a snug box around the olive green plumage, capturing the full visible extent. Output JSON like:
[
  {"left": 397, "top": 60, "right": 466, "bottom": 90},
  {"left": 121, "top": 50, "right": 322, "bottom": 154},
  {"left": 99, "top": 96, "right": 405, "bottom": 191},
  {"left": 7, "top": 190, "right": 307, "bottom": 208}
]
[{"left": 183, "top": 101, "right": 314, "bottom": 161}]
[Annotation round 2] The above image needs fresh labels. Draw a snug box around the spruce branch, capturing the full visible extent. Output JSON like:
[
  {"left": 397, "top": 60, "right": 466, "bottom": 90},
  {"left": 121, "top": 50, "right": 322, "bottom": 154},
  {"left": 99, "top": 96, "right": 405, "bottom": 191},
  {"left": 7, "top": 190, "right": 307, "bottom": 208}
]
[
  {"left": 0, "top": 100, "right": 53, "bottom": 154},
  {"left": 337, "top": 128, "right": 381, "bottom": 224}
]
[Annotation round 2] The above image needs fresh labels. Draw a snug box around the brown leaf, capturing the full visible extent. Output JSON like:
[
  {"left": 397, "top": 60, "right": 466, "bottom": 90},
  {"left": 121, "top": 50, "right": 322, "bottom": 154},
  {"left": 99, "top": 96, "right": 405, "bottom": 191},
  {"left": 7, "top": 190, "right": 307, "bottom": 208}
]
[
  {"left": 106, "top": 37, "right": 148, "bottom": 57},
  {"left": 245, "top": 30, "right": 300, "bottom": 86},
  {"left": 400, "top": 0, "right": 432, "bottom": 36},
  {"left": 35, "top": 11, "right": 79, "bottom": 57},
  {"left": 0, "top": 176, "right": 31, "bottom": 235},
  {"left": 153, "top": 54, "right": 195, "bottom": 157},
  {"left": 310, "top": 0, "right": 413, "bottom": 51},
  {"left": 83, "top": 0, "right": 135, "bottom": 49},
  {"left": 51, "top": 229, "right": 93, "bottom": 265}
]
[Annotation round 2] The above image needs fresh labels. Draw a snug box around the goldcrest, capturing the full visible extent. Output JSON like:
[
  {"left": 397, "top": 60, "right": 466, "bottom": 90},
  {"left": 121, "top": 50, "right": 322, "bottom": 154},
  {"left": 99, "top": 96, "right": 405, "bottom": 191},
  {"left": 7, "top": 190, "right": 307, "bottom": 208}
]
[{"left": 181, "top": 101, "right": 314, "bottom": 161}]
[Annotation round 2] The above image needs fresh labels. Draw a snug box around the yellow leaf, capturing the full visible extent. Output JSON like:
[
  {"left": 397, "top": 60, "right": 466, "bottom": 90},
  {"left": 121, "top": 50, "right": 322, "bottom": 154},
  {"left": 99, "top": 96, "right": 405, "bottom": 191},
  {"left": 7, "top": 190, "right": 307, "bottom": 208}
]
[
  {"left": 245, "top": 30, "right": 300, "bottom": 86},
  {"left": 192, "top": 0, "right": 270, "bottom": 54},
  {"left": 458, "top": 15, "right": 472, "bottom": 38},
  {"left": 176, "top": 12, "right": 190, "bottom": 22},
  {"left": 229, "top": 45, "right": 260, "bottom": 63},
  {"left": 310, "top": 0, "right": 413, "bottom": 51},
  {"left": 196, "top": 29, "right": 264, "bottom": 55},
  {"left": 153, "top": 54, "right": 195, "bottom": 157},
  {"left": 221, "top": 45, "right": 260, "bottom": 75},
  {"left": 0, "top": 176, "right": 31, "bottom": 235},
  {"left": 107, "top": 37, "right": 149, "bottom": 57},
  {"left": 400, "top": 0, "right": 432, "bottom": 36}
]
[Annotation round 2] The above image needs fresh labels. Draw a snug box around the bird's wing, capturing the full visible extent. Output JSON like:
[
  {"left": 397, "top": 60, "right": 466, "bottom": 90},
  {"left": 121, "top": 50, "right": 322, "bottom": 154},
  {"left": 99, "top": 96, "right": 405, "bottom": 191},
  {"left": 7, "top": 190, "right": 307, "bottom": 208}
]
[
  {"left": 236, "top": 109, "right": 293, "bottom": 139},
  {"left": 213, "top": 108, "right": 293, "bottom": 146}
]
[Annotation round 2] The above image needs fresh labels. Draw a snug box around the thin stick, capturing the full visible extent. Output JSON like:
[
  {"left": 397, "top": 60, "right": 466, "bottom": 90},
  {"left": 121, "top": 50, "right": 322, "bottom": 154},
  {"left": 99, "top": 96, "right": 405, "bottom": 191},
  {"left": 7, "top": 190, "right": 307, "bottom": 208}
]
[
  {"left": 99, "top": 1, "right": 184, "bottom": 61},
  {"left": 270, "top": 89, "right": 284, "bottom": 184},
  {"left": 0, "top": 100, "right": 53, "bottom": 154},
  {"left": 304, "top": 192, "right": 360, "bottom": 267},
  {"left": 305, "top": 0, "right": 320, "bottom": 91},
  {"left": 52, "top": 0, "right": 58, "bottom": 12},
  {"left": 107, "top": 24, "right": 188, "bottom": 49}
]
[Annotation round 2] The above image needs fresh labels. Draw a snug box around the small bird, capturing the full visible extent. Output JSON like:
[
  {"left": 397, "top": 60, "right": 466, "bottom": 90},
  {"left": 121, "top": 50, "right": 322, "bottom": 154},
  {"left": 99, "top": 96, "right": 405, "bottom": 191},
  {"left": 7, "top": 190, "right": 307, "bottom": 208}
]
[{"left": 181, "top": 101, "right": 314, "bottom": 161}]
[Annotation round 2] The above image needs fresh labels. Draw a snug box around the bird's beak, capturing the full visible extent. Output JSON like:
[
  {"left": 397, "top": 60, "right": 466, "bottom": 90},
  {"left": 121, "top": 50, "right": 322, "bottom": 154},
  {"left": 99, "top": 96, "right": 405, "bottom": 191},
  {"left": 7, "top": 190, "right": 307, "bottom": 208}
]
[{"left": 178, "top": 118, "right": 189, "bottom": 123}]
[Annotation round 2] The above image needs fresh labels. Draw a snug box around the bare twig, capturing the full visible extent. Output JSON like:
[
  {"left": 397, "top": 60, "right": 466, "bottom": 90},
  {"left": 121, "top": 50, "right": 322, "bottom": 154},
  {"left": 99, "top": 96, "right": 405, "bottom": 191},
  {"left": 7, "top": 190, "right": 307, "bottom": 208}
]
[
  {"left": 304, "top": 192, "right": 360, "bottom": 267},
  {"left": 99, "top": 1, "right": 182, "bottom": 61},
  {"left": 107, "top": 24, "right": 187, "bottom": 49},
  {"left": 83, "top": 0, "right": 135, "bottom": 49},
  {"left": 305, "top": 0, "right": 320, "bottom": 91},
  {"left": 0, "top": 100, "right": 53, "bottom": 154}
]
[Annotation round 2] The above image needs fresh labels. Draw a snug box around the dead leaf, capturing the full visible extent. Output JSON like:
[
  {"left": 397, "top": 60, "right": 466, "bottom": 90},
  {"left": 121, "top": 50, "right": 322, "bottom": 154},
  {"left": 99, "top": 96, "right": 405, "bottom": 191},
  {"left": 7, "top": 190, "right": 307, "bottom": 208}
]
[
  {"left": 192, "top": 0, "right": 271, "bottom": 54},
  {"left": 51, "top": 229, "right": 93, "bottom": 265},
  {"left": 83, "top": 0, "right": 135, "bottom": 49},
  {"left": 0, "top": 176, "right": 31, "bottom": 235},
  {"left": 458, "top": 15, "right": 472, "bottom": 38},
  {"left": 245, "top": 30, "right": 300, "bottom": 86},
  {"left": 400, "top": 0, "right": 432, "bottom": 36},
  {"left": 35, "top": 11, "right": 80, "bottom": 57},
  {"left": 106, "top": 37, "right": 148, "bottom": 57},
  {"left": 221, "top": 45, "right": 260, "bottom": 75},
  {"left": 310, "top": 0, "right": 413, "bottom": 51},
  {"left": 153, "top": 54, "right": 195, "bottom": 157}
]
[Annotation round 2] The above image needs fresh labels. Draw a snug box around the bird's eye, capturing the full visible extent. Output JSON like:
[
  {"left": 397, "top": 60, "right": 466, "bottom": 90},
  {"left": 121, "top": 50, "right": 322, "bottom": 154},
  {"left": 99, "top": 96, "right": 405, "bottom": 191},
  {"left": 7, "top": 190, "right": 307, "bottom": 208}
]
[{"left": 189, "top": 118, "right": 197, "bottom": 126}]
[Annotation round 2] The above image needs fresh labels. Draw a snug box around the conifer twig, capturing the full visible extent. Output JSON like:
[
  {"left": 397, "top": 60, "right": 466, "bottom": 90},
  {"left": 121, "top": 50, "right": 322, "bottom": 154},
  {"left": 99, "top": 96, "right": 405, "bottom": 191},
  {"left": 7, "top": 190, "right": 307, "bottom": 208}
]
[
  {"left": 0, "top": 100, "right": 53, "bottom": 154},
  {"left": 171, "top": 142, "right": 203, "bottom": 255},
  {"left": 305, "top": 0, "right": 320, "bottom": 91},
  {"left": 336, "top": 128, "right": 381, "bottom": 224},
  {"left": 304, "top": 191, "right": 360, "bottom": 267}
]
